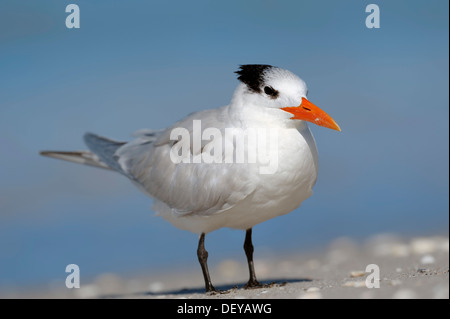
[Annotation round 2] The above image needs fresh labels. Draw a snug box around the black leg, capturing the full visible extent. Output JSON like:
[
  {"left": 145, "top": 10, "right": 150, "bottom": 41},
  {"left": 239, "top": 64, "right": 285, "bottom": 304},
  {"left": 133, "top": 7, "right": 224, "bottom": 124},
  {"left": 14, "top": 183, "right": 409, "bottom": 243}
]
[
  {"left": 197, "top": 233, "right": 216, "bottom": 293},
  {"left": 243, "top": 228, "right": 262, "bottom": 288}
]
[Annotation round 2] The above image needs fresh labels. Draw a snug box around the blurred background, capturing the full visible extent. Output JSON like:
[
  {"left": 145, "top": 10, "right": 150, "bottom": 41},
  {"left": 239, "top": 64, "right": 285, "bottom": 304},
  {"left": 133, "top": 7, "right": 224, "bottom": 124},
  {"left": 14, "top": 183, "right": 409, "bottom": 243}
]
[{"left": 0, "top": 0, "right": 448, "bottom": 292}]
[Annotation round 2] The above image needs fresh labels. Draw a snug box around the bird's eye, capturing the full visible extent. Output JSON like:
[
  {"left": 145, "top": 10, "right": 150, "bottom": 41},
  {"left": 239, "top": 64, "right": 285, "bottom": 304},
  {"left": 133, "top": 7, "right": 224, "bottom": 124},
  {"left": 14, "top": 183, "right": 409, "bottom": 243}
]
[{"left": 264, "top": 86, "right": 279, "bottom": 99}]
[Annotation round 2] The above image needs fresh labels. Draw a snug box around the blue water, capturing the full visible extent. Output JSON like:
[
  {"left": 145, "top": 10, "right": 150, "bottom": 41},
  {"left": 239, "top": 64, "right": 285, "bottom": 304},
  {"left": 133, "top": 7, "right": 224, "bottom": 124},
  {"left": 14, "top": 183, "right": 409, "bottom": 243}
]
[{"left": 0, "top": 0, "right": 448, "bottom": 289}]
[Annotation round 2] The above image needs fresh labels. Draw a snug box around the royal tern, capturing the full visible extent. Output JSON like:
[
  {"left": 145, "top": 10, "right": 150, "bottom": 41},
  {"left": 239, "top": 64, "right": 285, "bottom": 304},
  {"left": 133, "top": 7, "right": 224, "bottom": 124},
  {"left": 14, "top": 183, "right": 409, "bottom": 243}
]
[{"left": 40, "top": 65, "right": 341, "bottom": 292}]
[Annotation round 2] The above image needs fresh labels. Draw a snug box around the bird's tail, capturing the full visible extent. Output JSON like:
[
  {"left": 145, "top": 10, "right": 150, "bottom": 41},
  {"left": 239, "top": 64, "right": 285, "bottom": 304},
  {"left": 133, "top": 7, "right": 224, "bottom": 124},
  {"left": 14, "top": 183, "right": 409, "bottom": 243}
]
[
  {"left": 40, "top": 133, "right": 126, "bottom": 172},
  {"left": 39, "top": 150, "right": 113, "bottom": 170}
]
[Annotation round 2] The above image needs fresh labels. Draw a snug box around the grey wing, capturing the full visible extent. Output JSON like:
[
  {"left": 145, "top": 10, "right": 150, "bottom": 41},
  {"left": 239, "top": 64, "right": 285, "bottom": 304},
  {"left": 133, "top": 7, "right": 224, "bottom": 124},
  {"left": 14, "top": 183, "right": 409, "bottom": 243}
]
[
  {"left": 115, "top": 108, "right": 255, "bottom": 216},
  {"left": 83, "top": 130, "right": 162, "bottom": 177},
  {"left": 83, "top": 133, "right": 127, "bottom": 174}
]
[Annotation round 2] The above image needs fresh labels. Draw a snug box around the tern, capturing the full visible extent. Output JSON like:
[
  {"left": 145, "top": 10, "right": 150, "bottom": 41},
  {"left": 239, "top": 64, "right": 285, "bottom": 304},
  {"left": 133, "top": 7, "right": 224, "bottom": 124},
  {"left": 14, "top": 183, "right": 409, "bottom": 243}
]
[{"left": 40, "top": 65, "right": 341, "bottom": 292}]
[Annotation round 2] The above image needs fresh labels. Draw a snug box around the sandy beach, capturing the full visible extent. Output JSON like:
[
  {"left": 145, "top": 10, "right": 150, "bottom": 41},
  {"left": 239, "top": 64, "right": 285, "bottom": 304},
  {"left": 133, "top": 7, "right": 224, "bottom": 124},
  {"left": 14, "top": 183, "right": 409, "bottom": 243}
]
[{"left": 4, "top": 233, "right": 448, "bottom": 299}]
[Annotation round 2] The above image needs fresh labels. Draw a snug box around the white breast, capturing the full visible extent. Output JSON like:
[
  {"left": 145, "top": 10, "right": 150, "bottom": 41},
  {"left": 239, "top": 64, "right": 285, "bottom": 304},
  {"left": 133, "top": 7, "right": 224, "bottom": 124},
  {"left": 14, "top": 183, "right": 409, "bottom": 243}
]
[{"left": 220, "top": 123, "right": 318, "bottom": 230}]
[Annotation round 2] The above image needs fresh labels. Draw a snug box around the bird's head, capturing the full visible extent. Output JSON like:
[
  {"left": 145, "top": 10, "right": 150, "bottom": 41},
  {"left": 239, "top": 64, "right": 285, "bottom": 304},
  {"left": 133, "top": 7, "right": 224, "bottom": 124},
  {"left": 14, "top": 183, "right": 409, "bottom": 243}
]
[{"left": 233, "top": 64, "right": 341, "bottom": 131}]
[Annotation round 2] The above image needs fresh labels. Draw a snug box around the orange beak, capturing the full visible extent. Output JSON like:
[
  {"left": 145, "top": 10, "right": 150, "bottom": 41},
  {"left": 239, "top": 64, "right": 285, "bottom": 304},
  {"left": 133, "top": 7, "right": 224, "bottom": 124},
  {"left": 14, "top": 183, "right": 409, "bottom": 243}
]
[{"left": 281, "top": 97, "right": 341, "bottom": 131}]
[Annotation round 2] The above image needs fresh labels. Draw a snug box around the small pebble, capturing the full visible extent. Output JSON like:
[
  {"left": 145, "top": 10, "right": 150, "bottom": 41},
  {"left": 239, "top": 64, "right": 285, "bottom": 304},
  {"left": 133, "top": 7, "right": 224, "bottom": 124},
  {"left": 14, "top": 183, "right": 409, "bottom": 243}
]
[
  {"left": 350, "top": 271, "right": 366, "bottom": 278},
  {"left": 343, "top": 281, "right": 366, "bottom": 288},
  {"left": 417, "top": 268, "right": 430, "bottom": 274},
  {"left": 420, "top": 255, "right": 435, "bottom": 265},
  {"left": 306, "top": 287, "right": 321, "bottom": 292}
]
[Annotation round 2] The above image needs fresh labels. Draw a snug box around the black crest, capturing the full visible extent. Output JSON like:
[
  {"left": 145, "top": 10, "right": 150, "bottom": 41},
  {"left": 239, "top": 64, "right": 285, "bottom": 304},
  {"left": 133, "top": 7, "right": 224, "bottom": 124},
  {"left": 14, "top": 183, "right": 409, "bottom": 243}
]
[{"left": 235, "top": 64, "right": 275, "bottom": 93}]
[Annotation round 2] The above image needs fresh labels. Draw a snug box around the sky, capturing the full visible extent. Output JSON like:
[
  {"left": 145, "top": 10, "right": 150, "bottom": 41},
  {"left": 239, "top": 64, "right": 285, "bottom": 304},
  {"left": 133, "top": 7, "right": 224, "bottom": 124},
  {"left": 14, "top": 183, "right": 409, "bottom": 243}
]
[{"left": 0, "top": 0, "right": 448, "bottom": 290}]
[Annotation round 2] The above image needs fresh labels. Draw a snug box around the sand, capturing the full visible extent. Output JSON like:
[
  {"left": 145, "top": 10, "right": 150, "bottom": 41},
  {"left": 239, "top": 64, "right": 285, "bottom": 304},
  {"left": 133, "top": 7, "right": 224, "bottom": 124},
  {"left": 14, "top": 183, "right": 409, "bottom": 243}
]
[{"left": 3, "top": 234, "right": 448, "bottom": 299}]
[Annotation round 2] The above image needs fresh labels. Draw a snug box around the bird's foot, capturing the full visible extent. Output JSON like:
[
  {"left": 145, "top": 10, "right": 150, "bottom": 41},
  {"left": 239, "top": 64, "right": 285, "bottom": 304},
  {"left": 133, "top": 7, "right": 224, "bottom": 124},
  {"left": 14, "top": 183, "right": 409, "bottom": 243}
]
[
  {"left": 243, "top": 280, "right": 286, "bottom": 290},
  {"left": 205, "top": 284, "right": 217, "bottom": 294},
  {"left": 206, "top": 287, "right": 232, "bottom": 295},
  {"left": 243, "top": 279, "right": 264, "bottom": 289}
]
